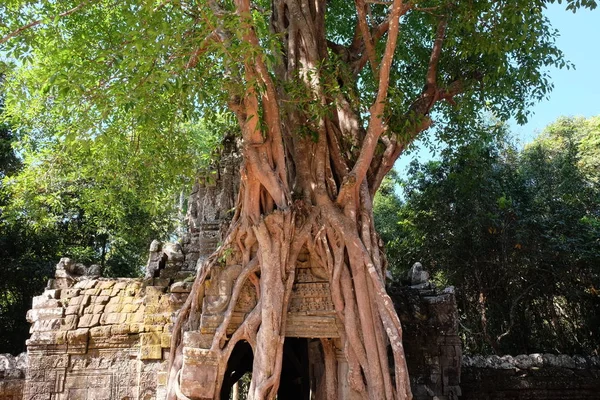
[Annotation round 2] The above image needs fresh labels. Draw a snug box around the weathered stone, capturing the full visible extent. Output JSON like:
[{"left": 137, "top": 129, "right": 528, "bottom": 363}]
[
  {"left": 122, "top": 302, "right": 141, "bottom": 313},
  {"left": 111, "top": 324, "right": 130, "bottom": 335},
  {"left": 170, "top": 281, "right": 193, "bottom": 293},
  {"left": 408, "top": 262, "right": 430, "bottom": 286},
  {"left": 78, "top": 314, "right": 101, "bottom": 328},
  {"left": 26, "top": 308, "right": 64, "bottom": 323},
  {"left": 94, "top": 295, "right": 111, "bottom": 305},
  {"left": 90, "top": 326, "right": 112, "bottom": 337},
  {"left": 60, "top": 288, "right": 81, "bottom": 299},
  {"left": 100, "top": 312, "right": 128, "bottom": 325},
  {"left": 153, "top": 278, "right": 170, "bottom": 288},
  {"left": 97, "top": 281, "right": 115, "bottom": 290},
  {"left": 31, "top": 295, "right": 61, "bottom": 309},
  {"left": 144, "top": 286, "right": 166, "bottom": 300},
  {"left": 514, "top": 354, "right": 534, "bottom": 369}
]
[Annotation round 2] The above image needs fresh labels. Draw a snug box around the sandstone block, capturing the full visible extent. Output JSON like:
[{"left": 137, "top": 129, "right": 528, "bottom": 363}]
[
  {"left": 130, "top": 311, "right": 144, "bottom": 324},
  {"left": 143, "top": 314, "right": 169, "bottom": 326},
  {"left": 60, "top": 288, "right": 81, "bottom": 299},
  {"left": 27, "top": 331, "right": 66, "bottom": 347},
  {"left": 125, "top": 283, "right": 141, "bottom": 296},
  {"left": 104, "top": 303, "right": 123, "bottom": 313},
  {"left": 111, "top": 324, "right": 130, "bottom": 335},
  {"left": 83, "top": 288, "right": 101, "bottom": 296},
  {"left": 140, "top": 345, "right": 162, "bottom": 360},
  {"left": 97, "top": 281, "right": 115, "bottom": 290},
  {"left": 30, "top": 318, "right": 62, "bottom": 333},
  {"left": 31, "top": 295, "right": 61, "bottom": 309},
  {"left": 170, "top": 281, "right": 193, "bottom": 293},
  {"left": 90, "top": 326, "right": 112, "bottom": 337},
  {"left": 65, "top": 305, "right": 79, "bottom": 315},
  {"left": 100, "top": 312, "right": 127, "bottom": 325},
  {"left": 122, "top": 303, "right": 140, "bottom": 313},
  {"left": 157, "top": 371, "right": 168, "bottom": 386},
  {"left": 62, "top": 315, "right": 79, "bottom": 330},
  {"left": 66, "top": 329, "right": 89, "bottom": 354},
  {"left": 95, "top": 295, "right": 110, "bottom": 305},
  {"left": 107, "top": 295, "right": 123, "bottom": 305},
  {"left": 160, "top": 333, "right": 172, "bottom": 348},
  {"left": 68, "top": 295, "right": 89, "bottom": 307},
  {"left": 140, "top": 332, "right": 160, "bottom": 346},
  {"left": 78, "top": 314, "right": 100, "bottom": 328},
  {"left": 145, "top": 286, "right": 166, "bottom": 300},
  {"left": 91, "top": 304, "right": 105, "bottom": 314},
  {"left": 26, "top": 308, "right": 64, "bottom": 323}
]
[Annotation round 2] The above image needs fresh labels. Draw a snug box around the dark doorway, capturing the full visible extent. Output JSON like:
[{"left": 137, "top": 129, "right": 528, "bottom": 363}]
[
  {"left": 221, "top": 341, "right": 253, "bottom": 400},
  {"left": 278, "top": 338, "right": 310, "bottom": 400},
  {"left": 220, "top": 338, "right": 311, "bottom": 400}
]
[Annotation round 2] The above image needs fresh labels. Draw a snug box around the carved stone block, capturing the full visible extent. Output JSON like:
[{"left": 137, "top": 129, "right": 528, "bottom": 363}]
[{"left": 181, "top": 349, "right": 219, "bottom": 399}]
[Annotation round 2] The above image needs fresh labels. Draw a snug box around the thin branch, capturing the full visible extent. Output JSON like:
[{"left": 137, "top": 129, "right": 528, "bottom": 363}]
[
  {"left": 1, "top": 2, "right": 88, "bottom": 45},
  {"left": 352, "top": 19, "right": 391, "bottom": 75},
  {"left": 355, "top": 0, "right": 380, "bottom": 78},
  {"left": 184, "top": 31, "right": 219, "bottom": 69},
  {"left": 426, "top": 17, "right": 448, "bottom": 87},
  {"left": 338, "top": 0, "right": 408, "bottom": 204}
]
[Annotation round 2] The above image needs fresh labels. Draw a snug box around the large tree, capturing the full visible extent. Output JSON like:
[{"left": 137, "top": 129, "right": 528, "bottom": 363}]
[{"left": 1, "top": 0, "right": 595, "bottom": 399}]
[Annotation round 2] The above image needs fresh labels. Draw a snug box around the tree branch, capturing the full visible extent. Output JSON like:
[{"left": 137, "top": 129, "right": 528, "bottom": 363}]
[
  {"left": 0, "top": 2, "right": 88, "bottom": 45},
  {"left": 354, "top": 0, "right": 380, "bottom": 78},
  {"left": 426, "top": 17, "right": 448, "bottom": 87},
  {"left": 351, "top": 18, "right": 392, "bottom": 75},
  {"left": 338, "top": 0, "right": 406, "bottom": 205},
  {"left": 184, "top": 31, "right": 219, "bottom": 69}
]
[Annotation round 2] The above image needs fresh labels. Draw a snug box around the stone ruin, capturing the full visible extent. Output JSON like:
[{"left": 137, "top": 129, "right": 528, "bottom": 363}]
[
  {"left": 0, "top": 353, "right": 27, "bottom": 399},
  {"left": 4, "top": 137, "right": 597, "bottom": 399},
  {"left": 5, "top": 184, "right": 598, "bottom": 400},
  {"left": 18, "top": 243, "right": 461, "bottom": 400},
  {"left": 8, "top": 137, "right": 463, "bottom": 400}
]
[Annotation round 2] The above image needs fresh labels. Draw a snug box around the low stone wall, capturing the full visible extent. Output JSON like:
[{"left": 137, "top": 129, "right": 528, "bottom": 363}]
[
  {"left": 0, "top": 353, "right": 27, "bottom": 400},
  {"left": 461, "top": 354, "right": 600, "bottom": 400},
  {"left": 24, "top": 275, "right": 191, "bottom": 400}
]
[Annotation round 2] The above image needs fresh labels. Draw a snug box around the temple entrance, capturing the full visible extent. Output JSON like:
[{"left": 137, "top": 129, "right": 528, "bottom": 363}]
[
  {"left": 220, "top": 341, "right": 253, "bottom": 400},
  {"left": 220, "top": 338, "right": 312, "bottom": 400},
  {"left": 278, "top": 338, "right": 310, "bottom": 400}
]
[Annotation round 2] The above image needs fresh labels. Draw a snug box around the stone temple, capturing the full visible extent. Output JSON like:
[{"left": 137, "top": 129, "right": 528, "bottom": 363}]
[
  {"left": 8, "top": 138, "right": 463, "bottom": 400},
  {"left": 3, "top": 140, "right": 598, "bottom": 399}
]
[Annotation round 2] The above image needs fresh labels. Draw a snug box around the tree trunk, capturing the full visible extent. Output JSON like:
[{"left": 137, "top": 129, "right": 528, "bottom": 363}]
[{"left": 167, "top": 0, "right": 416, "bottom": 398}]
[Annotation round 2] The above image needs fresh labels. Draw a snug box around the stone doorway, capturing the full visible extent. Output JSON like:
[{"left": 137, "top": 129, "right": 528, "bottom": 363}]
[{"left": 220, "top": 338, "right": 312, "bottom": 400}]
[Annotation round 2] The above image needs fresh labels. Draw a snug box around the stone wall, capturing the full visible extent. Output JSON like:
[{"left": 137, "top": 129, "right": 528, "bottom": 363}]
[
  {"left": 390, "top": 266, "right": 462, "bottom": 400},
  {"left": 24, "top": 267, "right": 193, "bottom": 400},
  {"left": 0, "top": 353, "right": 27, "bottom": 400},
  {"left": 461, "top": 354, "right": 600, "bottom": 400}
]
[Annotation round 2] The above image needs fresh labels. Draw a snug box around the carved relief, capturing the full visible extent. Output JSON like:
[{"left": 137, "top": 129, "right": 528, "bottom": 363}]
[{"left": 203, "top": 264, "right": 243, "bottom": 314}]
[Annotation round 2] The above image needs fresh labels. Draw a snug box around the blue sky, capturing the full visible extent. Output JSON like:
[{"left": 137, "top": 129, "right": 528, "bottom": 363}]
[
  {"left": 513, "top": 3, "right": 600, "bottom": 142},
  {"left": 396, "top": 3, "right": 599, "bottom": 172}
]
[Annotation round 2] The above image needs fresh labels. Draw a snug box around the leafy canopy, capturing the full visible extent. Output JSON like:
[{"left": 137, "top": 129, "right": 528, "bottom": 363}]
[{"left": 1, "top": 0, "right": 596, "bottom": 157}]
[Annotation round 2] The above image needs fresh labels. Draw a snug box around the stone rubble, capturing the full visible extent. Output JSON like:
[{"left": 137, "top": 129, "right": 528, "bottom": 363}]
[{"left": 0, "top": 353, "right": 27, "bottom": 399}]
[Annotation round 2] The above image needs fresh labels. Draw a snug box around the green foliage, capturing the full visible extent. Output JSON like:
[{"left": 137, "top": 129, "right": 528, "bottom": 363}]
[
  {"left": 0, "top": 90, "right": 229, "bottom": 352},
  {"left": 1, "top": 116, "right": 230, "bottom": 277},
  {"left": 0, "top": 100, "right": 53, "bottom": 354},
  {"left": 379, "top": 117, "right": 600, "bottom": 354},
  {"left": 373, "top": 171, "right": 405, "bottom": 273},
  {"left": 1, "top": 0, "right": 595, "bottom": 153}
]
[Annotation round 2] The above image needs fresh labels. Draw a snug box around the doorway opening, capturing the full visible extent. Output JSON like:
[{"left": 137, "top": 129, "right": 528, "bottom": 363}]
[{"left": 220, "top": 338, "right": 312, "bottom": 400}]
